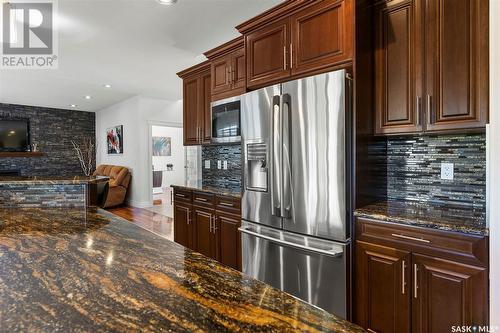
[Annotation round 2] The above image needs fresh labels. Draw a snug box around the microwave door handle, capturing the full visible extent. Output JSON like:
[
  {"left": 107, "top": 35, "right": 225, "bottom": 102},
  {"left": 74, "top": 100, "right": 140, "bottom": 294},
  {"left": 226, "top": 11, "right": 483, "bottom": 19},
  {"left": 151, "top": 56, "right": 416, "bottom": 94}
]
[
  {"left": 281, "top": 93, "right": 292, "bottom": 219},
  {"left": 271, "top": 95, "right": 282, "bottom": 217}
]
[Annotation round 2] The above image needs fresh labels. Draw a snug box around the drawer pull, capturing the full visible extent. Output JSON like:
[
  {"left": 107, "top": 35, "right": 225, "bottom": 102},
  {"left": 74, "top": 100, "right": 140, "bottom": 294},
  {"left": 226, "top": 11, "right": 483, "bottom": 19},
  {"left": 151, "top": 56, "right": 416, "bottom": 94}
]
[
  {"left": 175, "top": 193, "right": 187, "bottom": 198},
  {"left": 391, "top": 233, "right": 430, "bottom": 244},
  {"left": 402, "top": 260, "right": 406, "bottom": 295},
  {"left": 414, "top": 264, "right": 419, "bottom": 299},
  {"left": 195, "top": 197, "right": 208, "bottom": 202},
  {"left": 219, "top": 202, "right": 234, "bottom": 207}
]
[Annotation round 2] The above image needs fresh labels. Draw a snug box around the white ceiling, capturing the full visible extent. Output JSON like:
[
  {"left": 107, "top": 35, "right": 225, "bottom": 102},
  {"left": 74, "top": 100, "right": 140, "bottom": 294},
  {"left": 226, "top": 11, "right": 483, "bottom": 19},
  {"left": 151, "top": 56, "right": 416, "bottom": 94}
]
[{"left": 0, "top": 0, "right": 281, "bottom": 112}]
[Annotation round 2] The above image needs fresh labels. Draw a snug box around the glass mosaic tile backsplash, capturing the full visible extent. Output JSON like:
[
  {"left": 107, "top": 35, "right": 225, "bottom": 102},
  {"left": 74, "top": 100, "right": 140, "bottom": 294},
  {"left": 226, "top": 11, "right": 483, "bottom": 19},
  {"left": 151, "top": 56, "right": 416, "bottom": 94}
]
[
  {"left": 201, "top": 144, "right": 242, "bottom": 193},
  {"left": 386, "top": 133, "right": 486, "bottom": 209}
]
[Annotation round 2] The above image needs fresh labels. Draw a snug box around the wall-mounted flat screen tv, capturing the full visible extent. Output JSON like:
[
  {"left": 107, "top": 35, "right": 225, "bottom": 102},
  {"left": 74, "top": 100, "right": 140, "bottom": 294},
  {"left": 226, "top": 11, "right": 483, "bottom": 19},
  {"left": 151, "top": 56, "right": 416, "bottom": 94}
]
[{"left": 0, "top": 120, "right": 30, "bottom": 152}]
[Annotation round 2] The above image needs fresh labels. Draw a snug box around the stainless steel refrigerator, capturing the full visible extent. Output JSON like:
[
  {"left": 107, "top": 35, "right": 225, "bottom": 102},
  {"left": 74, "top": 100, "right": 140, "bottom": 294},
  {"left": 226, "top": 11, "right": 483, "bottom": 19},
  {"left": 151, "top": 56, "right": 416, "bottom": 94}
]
[{"left": 239, "top": 69, "right": 352, "bottom": 318}]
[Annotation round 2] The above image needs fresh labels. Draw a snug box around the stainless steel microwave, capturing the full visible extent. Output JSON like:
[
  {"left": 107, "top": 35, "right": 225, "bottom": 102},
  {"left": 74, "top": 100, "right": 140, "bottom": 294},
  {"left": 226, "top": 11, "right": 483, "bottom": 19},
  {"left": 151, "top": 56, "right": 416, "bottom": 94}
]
[{"left": 211, "top": 96, "right": 241, "bottom": 143}]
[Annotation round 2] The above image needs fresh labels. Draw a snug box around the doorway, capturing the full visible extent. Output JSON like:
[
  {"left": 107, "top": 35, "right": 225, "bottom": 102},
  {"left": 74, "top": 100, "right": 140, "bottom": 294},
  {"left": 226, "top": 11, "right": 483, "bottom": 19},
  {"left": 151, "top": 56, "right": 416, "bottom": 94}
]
[{"left": 147, "top": 124, "right": 185, "bottom": 218}]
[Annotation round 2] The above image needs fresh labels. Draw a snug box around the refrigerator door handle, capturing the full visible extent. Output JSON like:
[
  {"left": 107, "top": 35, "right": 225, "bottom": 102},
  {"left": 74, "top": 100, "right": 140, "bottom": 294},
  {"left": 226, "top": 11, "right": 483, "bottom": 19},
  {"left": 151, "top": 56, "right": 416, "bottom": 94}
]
[
  {"left": 271, "top": 95, "right": 282, "bottom": 217},
  {"left": 281, "top": 93, "right": 292, "bottom": 218},
  {"left": 239, "top": 226, "right": 343, "bottom": 258}
]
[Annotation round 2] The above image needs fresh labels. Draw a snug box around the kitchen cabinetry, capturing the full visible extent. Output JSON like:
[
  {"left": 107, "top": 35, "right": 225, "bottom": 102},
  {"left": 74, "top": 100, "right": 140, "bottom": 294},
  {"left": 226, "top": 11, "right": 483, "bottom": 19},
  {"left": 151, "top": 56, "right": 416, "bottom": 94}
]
[
  {"left": 204, "top": 37, "right": 246, "bottom": 102},
  {"left": 374, "top": 0, "right": 488, "bottom": 135},
  {"left": 239, "top": 0, "right": 354, "bottom": 88},
  {"left": 177, "top": 61, "right": 211, "bottom": 145},
  {"left": 172, "top": 187, "right": 242, "bottom": 271},
  {"left": 355, "top": 218, "right": 489, "bottom": 332}
]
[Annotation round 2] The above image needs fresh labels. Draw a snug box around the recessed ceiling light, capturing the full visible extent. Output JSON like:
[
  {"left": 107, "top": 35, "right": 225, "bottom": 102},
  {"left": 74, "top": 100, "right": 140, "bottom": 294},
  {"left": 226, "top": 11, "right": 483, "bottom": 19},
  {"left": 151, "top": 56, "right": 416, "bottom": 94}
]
[
  {"left": 84, "top": 95, "right": 92, "bottom": 100},
  {"left": 70, "top": 104, "right": 77, "bottom": 108},
  {"left": 103, "top": 84, "right": 112, "bottom": 88},
  {"left": 157, "top": 0, "right": 177, "bottom": 5}
]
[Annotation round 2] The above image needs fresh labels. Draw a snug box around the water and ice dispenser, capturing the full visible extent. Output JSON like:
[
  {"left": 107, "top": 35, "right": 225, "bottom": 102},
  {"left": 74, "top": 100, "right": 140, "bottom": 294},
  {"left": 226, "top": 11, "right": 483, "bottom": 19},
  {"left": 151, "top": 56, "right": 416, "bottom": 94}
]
[{"left": 245, "top": 142, "right": 268, "bottom": 192}]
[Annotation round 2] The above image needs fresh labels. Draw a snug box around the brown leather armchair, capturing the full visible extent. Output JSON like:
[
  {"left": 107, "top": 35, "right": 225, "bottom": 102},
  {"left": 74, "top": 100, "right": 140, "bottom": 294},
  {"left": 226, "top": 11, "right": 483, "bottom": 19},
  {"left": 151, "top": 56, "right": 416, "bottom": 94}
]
[{"left": 93, "top": 165, "right": 131, "bottom": 208}]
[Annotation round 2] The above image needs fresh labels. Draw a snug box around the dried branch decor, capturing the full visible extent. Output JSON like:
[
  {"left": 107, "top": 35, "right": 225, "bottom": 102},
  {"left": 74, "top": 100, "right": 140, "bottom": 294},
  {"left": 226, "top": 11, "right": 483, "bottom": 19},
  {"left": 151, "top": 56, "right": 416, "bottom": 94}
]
[{"left": 71, "top": 137, "right": 96, "bottom": 176}]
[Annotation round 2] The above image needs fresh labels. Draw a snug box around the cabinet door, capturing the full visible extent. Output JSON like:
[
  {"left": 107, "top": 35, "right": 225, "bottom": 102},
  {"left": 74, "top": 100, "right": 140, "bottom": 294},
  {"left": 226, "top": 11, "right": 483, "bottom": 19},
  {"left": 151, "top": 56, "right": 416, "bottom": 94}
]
[
  {"left": 201, "top": 71, "right": 212, "bottom": 144},
  {"left": 193, "top": 207, "right": 216, "bottom": 259},
  {"left": 424, "top": 0, "right": 488, "bottom": 131},
  {"left": 183, "top": 77, "right": 200, "bottom": 145},
  {"left": 412, "top": 254, "right": 488, "bottom": 332},
  {"left": 232, "top": 48, "right": 246, "bottom": 91},
  {"left": 355, "top": 241, "right": 411, "bottom": 333},
  {"left": 173, "top": 203, "right": 192, "bottom": 248},
  {"left": 246, "top": 18, "right": 290, "bottom": 88},
  {"left": 290, "top": 0, "right": 353, "bottom": 76},
  {"left": 374, "top": 0, "right": 424, "bottom": 135},
  {"left": 211, "top": 56, "right": 232, "bottom": 96},
  {"left": 215, "top": 212, "right": 241, "bottom": 270}
]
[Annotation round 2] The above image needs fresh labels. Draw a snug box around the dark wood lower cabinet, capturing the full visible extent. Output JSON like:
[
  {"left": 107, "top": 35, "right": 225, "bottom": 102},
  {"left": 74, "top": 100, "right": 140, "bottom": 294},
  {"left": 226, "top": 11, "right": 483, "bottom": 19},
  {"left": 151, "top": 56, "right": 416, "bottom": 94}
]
[
  {"left": 216, "top": 212, "right": 242, "bottom": 270},
  {"left": 355, "top": 218, "right": 489, "bottom": 332},
  {"left": 355, "top": 241, "right": 411, "bottom": 333},
  {"left": 173, "top": 203, "right": 193, "bottom": 249},
  {"left": 412, "top": 254, "right": 488, "bottom": 333},
  {"left": 173, "top": 188, "right": 241, "bottom": 271},
  {"left": 193, "top": 207, "right": 216, "bottom": 259}
]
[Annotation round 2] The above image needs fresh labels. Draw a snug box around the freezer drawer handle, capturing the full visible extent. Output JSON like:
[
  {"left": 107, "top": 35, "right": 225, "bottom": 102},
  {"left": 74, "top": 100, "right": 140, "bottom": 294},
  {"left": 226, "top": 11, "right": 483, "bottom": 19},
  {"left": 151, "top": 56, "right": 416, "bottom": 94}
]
[{"left": 238, "top": 226, "right": 343, "bottom": 258}]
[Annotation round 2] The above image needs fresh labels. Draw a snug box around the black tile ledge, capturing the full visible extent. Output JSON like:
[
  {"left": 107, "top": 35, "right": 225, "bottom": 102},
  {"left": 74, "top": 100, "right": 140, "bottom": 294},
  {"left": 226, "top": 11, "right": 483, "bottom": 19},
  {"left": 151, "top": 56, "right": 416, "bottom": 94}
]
[{"left": 354, "top": 200, "right": 487, "bottom": 236}]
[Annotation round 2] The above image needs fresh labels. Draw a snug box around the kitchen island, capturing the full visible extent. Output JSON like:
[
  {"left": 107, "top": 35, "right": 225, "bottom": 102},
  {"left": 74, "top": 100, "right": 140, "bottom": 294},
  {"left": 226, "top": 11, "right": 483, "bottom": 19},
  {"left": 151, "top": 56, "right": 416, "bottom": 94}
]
[
  {"left": 0, "top": 176, "right": 109, "bottom": 208},
  {"left": 0, "top": 208, "right": 365, "bottom": 332}
]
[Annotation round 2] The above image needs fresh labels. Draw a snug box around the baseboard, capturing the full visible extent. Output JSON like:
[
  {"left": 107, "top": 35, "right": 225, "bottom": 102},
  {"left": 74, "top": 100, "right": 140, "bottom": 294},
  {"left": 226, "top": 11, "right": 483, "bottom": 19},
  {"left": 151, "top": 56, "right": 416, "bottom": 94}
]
[{"left": 126, "top": 199, "right": 151, "bottom": 208}]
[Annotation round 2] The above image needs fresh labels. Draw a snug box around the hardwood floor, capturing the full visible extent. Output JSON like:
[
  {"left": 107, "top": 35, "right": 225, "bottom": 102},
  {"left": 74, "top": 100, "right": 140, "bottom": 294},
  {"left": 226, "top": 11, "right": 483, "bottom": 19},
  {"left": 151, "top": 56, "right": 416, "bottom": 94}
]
[{"left": 107, "top": 206, "right": 173, "bottom": 241}]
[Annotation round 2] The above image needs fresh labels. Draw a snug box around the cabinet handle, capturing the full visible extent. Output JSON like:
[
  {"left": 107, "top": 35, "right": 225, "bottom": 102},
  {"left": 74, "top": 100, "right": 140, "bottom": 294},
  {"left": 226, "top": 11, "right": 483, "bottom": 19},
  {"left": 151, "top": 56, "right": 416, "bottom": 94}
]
[
  {"left": 195, "top": 197, "right": 208, "bottom": 202},
  {"left": 209, "top": 216, "right": 213, "bottom": 233},
  {"left": 290, "top": 43, "right": 293, "bottom": 69},
  {"left": 391, "top": 233, "right": 430, "bottom": 243},
  {"left": 416, "top": 96, "right": 421, "bottom": 126},
  {"left": 283, "top": 46, "right": 287, "bottom": 70},
  {"left": 187, "top": 209, "right": 191, "bottom": 225},
  {"left": 427, "top": 94, "right": 434, "bottom": 124},
  {"left": 401, "top": 260, "right": 406, "bottom": 294},
  {"left": 212, "top": 216, "right": 217, "bottom": 233},
  {"left": 226, "top": 68, "right": 230, "bottom": 85},
  {"left": 175, "top": 193, "right": 186, "bottom": 198},
  {"left": 414, "top": 264, "right": 418, "bottom": 299},
  {"left": 219, "top": 202, "right": 234, "bottom": 207}
]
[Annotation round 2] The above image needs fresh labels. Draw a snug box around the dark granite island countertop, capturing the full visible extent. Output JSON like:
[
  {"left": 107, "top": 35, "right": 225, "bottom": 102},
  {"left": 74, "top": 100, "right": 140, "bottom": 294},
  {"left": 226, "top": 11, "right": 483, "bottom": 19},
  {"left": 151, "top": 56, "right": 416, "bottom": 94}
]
[
  {"left": 171, "top": 181, "right": 241, "bottom": 198},
  {"left": 0, "top": 208, "right": 364, "bottom": 332},
  {"left": 354, "top": 200, "right": 487, "bottom": 236},
  {"left": 0, "top": 175, "right": 109, "bottom": 185}
]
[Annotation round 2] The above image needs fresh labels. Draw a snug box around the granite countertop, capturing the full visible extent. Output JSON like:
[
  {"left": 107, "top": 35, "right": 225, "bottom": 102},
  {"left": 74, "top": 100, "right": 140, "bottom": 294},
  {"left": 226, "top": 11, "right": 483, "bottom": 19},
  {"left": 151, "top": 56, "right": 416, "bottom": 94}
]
[
  {"left": 0, "top": 175, "right": 109, "bottom": 185},
  {"left": 171, "top": 180, "right": 241, "bottom": 198},
  {"left": 0, "top": 208, "right": 363, "bottom": 332},
  {"left": 354, "top": 200, "right": 487, "bottom": 236}
]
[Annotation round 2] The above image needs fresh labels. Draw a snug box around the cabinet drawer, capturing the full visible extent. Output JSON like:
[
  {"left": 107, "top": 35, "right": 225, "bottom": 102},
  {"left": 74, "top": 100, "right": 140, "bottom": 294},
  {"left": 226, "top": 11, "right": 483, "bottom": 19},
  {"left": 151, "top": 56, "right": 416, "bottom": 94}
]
[
  {"left": 216, "top": 195, "right": 241, "bottom": 214},
  {"left": 193, "top": 191, "right": 215, "bottom": 207},
  {"left": 173, "top": 189, "right": 192, "bottom": 203},
  {"left": 356, "top": 217, "right": 488, "bottom": 267}
]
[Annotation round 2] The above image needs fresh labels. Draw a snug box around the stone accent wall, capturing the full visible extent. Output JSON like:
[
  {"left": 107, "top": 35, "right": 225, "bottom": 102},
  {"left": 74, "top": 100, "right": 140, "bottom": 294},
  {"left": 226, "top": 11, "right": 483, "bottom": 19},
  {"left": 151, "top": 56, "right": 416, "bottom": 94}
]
[
  {"left": 0, "top": 103, "right": 95, "bottom": 176},
  {"left": 0, "top": 184, "right": 85, "bottom": 208},
  {"left": 386, "top": 133, "right": 486, "bottom": 209},
  {"left": 201, "top": 144, "right": 242, "bottom": 192}
]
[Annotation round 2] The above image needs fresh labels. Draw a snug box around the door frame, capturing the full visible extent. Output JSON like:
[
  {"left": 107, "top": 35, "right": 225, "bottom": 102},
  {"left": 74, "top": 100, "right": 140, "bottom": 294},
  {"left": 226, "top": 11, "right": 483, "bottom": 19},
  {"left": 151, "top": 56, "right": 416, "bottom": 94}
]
[{"left": 147, "top": 120, "right": 184, "bottom": 207}]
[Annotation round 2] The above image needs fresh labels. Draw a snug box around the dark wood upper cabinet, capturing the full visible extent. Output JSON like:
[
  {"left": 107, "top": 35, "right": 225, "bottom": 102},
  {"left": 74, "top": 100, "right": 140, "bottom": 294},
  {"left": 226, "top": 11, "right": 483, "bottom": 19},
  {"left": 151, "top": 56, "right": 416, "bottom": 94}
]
[
  {"left": 375, "top": 0, "right": 488, "bottom": 135},
  {"left": 215, "top": 212, "right": 241, "bottom": 271},
  {"left": 412, "top": 254, "right": 488, "bottom": 332},
  {"left": 177, "top": 61, "right": 211, "bottom": 146},
  {"left": 355, "top": 240, "right": 411, "bottom": 333},
  {"left": 205, "top": 36, "right": 246, "bottom": 102},
  {"left": 424, "top": 0, "right": 488, "bottom": 132},
  {"left": 374, "top": 0, "right": 424, "bottom": 135},
  {"left": 290, "top": 0, "right": 353, "bottom": 76},
  {"left": 245, "top": 18, "right": 290, "bottom": 88}
]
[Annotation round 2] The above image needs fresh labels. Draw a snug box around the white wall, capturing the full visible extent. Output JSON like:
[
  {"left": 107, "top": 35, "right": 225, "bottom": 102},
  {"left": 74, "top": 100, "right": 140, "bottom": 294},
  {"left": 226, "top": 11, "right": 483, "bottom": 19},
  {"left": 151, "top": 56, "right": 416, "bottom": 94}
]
[
  {"left": 96, "top": 96, "right": 182, "bottom": 207},
  {"left": 152, "top": 125, "right": 185, "bottom": 188},
  {"left": 490, "top": 0, "right": 500, "bottom": 323}
]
